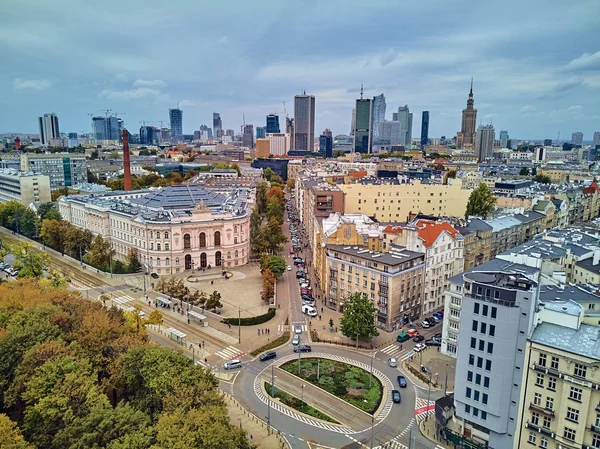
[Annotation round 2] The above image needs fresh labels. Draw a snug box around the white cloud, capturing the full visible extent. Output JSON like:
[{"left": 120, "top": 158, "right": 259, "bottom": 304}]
[
  {"left": 178, "top": 99, "right": 196, "bottom": 108},
  {"left": 115, "top": 73, "right": 128, "bottom": 82},
  {"left": 567, "top": 105, "right": 583, "bottom": 112},
  {"left": 13, "top": 78, "right": 51, "bottom": 91},
  {"left": 565, "top": 51, "right": 600, "bottom": 71},
  {"left": 132, "top": 79, "right": 167, "bottom": 88},
  {"left": 99, "top": 87, "right": 168, "bottom": 102}
]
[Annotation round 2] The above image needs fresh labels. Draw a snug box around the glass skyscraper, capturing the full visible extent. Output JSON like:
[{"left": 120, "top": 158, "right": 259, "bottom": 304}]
[
  {"left": 293, "top": 93, "right": 315, "bottom": 151},
  {"left": 353, "top": 98, "right": 373, "bottom": 154},
  {"left": 420, "top": 111, "right": 429, "bottom": 149},
  {"left": 169, "top": 108, "right": 183, "bottom": 140},
  {"left": 256, "top": 126, "right": 266, "bottom": 139},
  {"left": 371, "top": 94, "right": 386, "bottom": 140},
  {"left": 266, "top": 114, "right": 280, "bottom": 133}
]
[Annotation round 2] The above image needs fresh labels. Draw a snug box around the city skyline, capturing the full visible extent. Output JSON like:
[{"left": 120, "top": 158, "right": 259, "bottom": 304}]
[{"left": 0, "top": 0, "right": 598, "bottom": 139}]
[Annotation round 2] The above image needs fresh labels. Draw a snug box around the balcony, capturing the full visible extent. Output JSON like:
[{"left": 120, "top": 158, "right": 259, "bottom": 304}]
[
  {"left": 529, "top": 403, "right": 555, "bottom": 417},
  {"left": 525, "top": 421, "right": 555, "bottom": 438},
  {"left": 591, "top": 424, "right": 600, "bottom": 433}
]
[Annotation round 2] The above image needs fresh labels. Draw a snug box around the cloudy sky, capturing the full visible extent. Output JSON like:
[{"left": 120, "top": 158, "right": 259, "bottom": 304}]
[{"left": 1, "top": 0, "right": 599, "bottom": 141}]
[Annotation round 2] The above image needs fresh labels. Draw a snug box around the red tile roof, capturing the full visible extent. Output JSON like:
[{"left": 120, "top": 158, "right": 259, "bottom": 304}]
[
  {"left": 415, "top": 220, "right": 458, "bottom": 247},
  {"left": 384, "top": 225, "right": 403, "bottom": 234}
]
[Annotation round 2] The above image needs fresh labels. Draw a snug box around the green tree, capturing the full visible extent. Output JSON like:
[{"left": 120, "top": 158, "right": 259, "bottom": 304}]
[
  {"left": 250, "top": 208, "right": 268, "bottom": 256},
  {"left": 266, "top": 216, "right": 287, "bottom": 253},
  {"left": 256, "top": 182, "right": 269, "bottom": 214},
  {"left": 531, "top": 166, "right": 537, "bottom": 176},
  {"left": 18, "top": 209, "right": 40, "bottom": 238},
  {"left": 339, "top": 292, "right": 379, "bottom": 341},
  {"left": 266, "top": 195, "right": 284, "bottom": 222},
  {"left": 0, "top": 201, "right": 25, "bottom": 229},
  {"left": 261, "top": 269, "right": 276, "bottom": 303},
  {"left": 533, "top": 174, "right": 552, "bottom": 184},
  {"left": 261, "top": 254, "right": 286, "bottom": 277},
  {"left": 286, "top": 178, "right": 295, "bottom": 190},
  {"left": 263, "top": 168, "right": 275, "bottom": 182},
  {"left": 64, "top": 226, "right": 94, "bottom": 260},
  {"left": 37, "top": 202, "right": 61, "bottom": 221},
  {"left": 519, "top": 167, "right": 530, "bottom": 176},
  {"left": 40, "top": 219, "right": 70, "bottom": 253},
  {"left": 84, "top": 235, "right": 115, "bottom": 269},
  {"left": 0, "top": 414, "right": 34, "bottom": 449},
  {"left": 205, "top": 291, "right": 222, "bottom": 312},
  {"left": 9, "top": 242, "right": 50, "bottom": 279},
  {"left": 126, "top": 249, "right": 142, "bottom": 273},
  {"left": 464, "top": 184, "right": 497, "bottom": 219}
]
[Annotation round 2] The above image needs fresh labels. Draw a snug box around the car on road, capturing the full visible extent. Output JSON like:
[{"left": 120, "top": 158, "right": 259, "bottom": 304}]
[
  {"left": 414, "top": 343, "right": 426, "bottom": 352},
  {"left": 224, "top": 360, "right": 242, "bottom": 370},
  {"left": 388, "top": 357, "right": 398, "bottom": 368},
  {"left": 150, "top": 273, "right": 159, "bottom": 279},
  {"left": 287, "top": 265, "right": 292, "bottom": 271},
  {"left": 292, "top": 334, "right": 301, "bottom": 345},
  {"left": 397, "top": 375, "right": 407, "bottom": 388},
  {"left": 433, "top": 311, "right": 444, "bottom": 320},
  {"left": 425, "top": 339, "right": 441, "bottom": 347},
  {"left": 302, "top": 304, "right": 317, "bottom": 317},
  {"left": 392, "top": 390, "right": 402, "bottom": 404},
  {"left": 407, "top": 329, "right": 419, "bottom": 338},
  {"left": 413, "top": 335, "right": 425, "bottom": 343},
  {"left": 397, "top": 332, "right": 410, "bottom": 343},
  {"left": 421, "top": 320, "right": 431, "bottom": 328},
  {"left": 259, "top": 351, "right": 277, "bottom": 362},
  {"left": 293, "top": 344, "right": 312, "bottom": 353},
  {"left": 294, "top": 324, "right": 303, "bottom": 334}
]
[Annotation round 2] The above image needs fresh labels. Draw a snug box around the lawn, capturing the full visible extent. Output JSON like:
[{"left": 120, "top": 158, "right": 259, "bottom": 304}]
[
  {"left": 264, "top": 382, "right": 338, "bottom": 423},
  {"left": 280, "top": 358, "right": 383, "bottom": 414}
]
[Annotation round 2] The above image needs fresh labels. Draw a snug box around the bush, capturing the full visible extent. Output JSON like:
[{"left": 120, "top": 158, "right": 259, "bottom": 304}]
[
  {"left": 264, "top": 382, "right": 338, "bottom": 423},
  {"left": 250, "top": 333, "right": 289, "bottom": 356},
  {"left": 222, "top": 308, "right": 275, "bottom": 326}
]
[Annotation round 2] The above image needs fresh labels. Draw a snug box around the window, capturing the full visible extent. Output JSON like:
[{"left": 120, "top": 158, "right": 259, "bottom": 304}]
[
  {"left": 487, "top": 342, "right": 494, "bottom": 354},
  {"left": 538, "top": 353, "right": 547, "bottom": 367},
  {"left": 473, "top": 407, "right": 479, "bottom": 417},
  {"left": 569, "top": 386, "right": 582, "bottom": 402},
  {"left": 574, "top": 363, "right": 587, "bottom": 378},
  {"left": 477, "top": 357, "right": 483, "bottom": 368},
  {"left": 165, "top": 243, "right": 169, "bottom": 251},
  {"left": 165, "top": 258, "right": 170, "bottom": 266},
  {"left": 482, "top": 305, "right": 488, "bottom": 316},
  {"left": 472, "top": 320, "right": 478, "bottom": 331},
  {"left": 156, "top": 258, "right": 161, "bottom": 266},
  {"left": 157, "top": 243, "right": 161, "bottom": 251},
  {"left": 536, "top": 373, "right": 545, "bottom": 387},
  {"left": 481, "top": 411, "right": 487, "bottom": 420},
  {"left": 546, "top": 397, "right": 553, "bottom": 410},
  {"left": 469, "top": 355, "right": 475, "bottom": 366},
  {"left": 235, "top": 250, "right": 238, "bottom": 258},
  {"left": 566, "top": 407, "right": 579, "bottom": 423},
  {"left": 531, "top": 412, "right": 540, "bottom": 425},
  {"left": 480, "top": 322, "right": 487, "bottom": 334},
  {"left": 485, "top": 359, "right": 491, "bottom": 371},
  {"left": 547, "top": 377, "right": 556, "bottom": 391},
  {"left": 465, "top": 404, "right": 471, "bottom": 413},
  {"left": 199, "top": 232, "right": 206, "bottom": 248},
  {"left": 489, "top": 325, "right": 495, "bottom": 337},
  {"left": 467, "top": 371, "right": 473, "bottom": 382},
  {"left": 466, "top": 387, "right": 471, "bottom": 398},
  {"left": 474, "top": 390, "right": 480, "bottom": 402},
  {"left": 474, "top": 303, "right": 480, "bottom": 314},
  {"left": 484, "top": 377, "right": 490, "bottom": 388},
  {"left": 475, "top": 374, "right": 481, "bottom": 385},
  {"left": 164, "top": 232, "right": 169, "bottom": 239},
  {"left": 491, "top": 307, "right": 497, "bottom": 318},
  {"left": 563, "top": 427, "right": 576, "bottom": 442},
  {"left": 482, "top": 393, "right": 488, "bottom": 405},
  {"left": 150, "top": 242, "right": 154, "bottom": 250},
  {"left": 593, "top": 435, "right": 600, "bottom": 449},
  {"left": 542, "top": 417, "right": 550, "bottom": 430},
  {"left": 596, "top": 413, "right": 600, "bottom": 427},
  {"left": 550, "top": 357, "right": 559, "bottom": 370},
  {"left": 528, "top": 432, "right": 536, "bottom": 444},
  {"left": 214, "top": 231, "right": 221, "bottom": 246},
  {"left": 533, "top": 393, "right": 542, "bottom": 406},
  {"left": 479, "top": 340, "right": 485, "bottom": 351}
]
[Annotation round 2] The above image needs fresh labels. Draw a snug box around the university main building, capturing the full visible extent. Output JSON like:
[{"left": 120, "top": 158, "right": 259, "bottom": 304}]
[{"left": 59, "top": 185, "right": 252, "bottom": 274}]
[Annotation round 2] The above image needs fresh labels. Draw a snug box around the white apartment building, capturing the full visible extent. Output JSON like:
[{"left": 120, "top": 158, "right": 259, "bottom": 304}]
[
  {"left": 0, "top": 169, "right": 51, "bottom": 205},
  {"left": 59, "top": 185, "right": 251, "bottom": 274},
  {"left": 266, "top": 133, "right": 291, "bottom": 156}
]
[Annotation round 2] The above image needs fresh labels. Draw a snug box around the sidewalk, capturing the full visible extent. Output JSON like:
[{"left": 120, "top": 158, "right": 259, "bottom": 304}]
[{"left": 419, "top": 416, "right": 452, "bottom": 449}]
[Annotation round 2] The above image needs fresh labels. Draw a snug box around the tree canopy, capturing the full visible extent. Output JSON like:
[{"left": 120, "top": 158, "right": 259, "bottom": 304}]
[
  {"left": 464, "top": 184, "right": 497, "bottom": 219},
  {"left": 339, "top": 292, "right": 379, "bottom": 341}
]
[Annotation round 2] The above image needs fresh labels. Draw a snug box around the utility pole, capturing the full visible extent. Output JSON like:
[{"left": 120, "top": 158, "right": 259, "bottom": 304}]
[
  {"left": 267, "top": 364, "right": 274, "bottom": 434},
  {"left": 370, "top": 353, "right": 373, "bottom": 388},
  {"left": 238, "top": 306, "right": 241, "bottom": 344},
  {"left": 370, "top": 415, "right": 374, "bottom": 449}
]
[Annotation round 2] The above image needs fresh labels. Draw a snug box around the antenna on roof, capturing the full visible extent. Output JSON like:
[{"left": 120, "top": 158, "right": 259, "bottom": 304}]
[{"left": 360, "top": 84, "right": 364, "bottom": 100}]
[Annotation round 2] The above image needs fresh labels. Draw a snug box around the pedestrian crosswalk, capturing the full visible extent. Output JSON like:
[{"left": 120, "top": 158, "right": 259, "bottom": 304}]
[
  {"left": 291, "top": 322, "right": 308, "bottom": 332},
  {"left": 378, "top": 343, "right": 411, "bottom": 361},
  {"left": 277, "top": 324, "right": 289, "bottom": 332},
  {"left": 214, "top": 345, "right": 245, "bottom": 360},
  {"left": 112, "top": 295, "right": 136, "bottom": 312}
]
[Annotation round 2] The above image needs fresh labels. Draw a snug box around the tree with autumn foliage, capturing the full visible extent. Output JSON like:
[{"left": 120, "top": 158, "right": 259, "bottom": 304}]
[{"left": 261, "top": 268, "right": 276, "bottom": 303}]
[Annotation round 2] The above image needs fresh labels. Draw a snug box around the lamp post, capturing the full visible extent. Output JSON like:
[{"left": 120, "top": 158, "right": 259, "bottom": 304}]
[
  {"left": 267, "top": 365, "right": 275, "bottom": 435},
  {"left": 238, "top": 306, "right": 241, "bottom": 344},
  {"left": 301, "top": 384, "right": 305, "bottom": 403},
  {"left": 425, "top": 371, "right": 435, "bottom": 421},
  {"left": 369, "top": 352, "right": 374, "bottom": 389}
]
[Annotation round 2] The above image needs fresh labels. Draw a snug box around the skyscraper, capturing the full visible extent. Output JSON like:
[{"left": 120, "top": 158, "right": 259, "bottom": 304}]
[
  {"left": 396, "top": 105, "right": 413, "bottom": 147},
  {"left": 322, "top": 128, "right": 332, "bottom": 139},
  {"left": 458, "top": 78, "right": 477, "bottom": 148},
  {"left": 499, "top": 130, "right": 509, "bottom": 141},
  {"left": 38, "top": 113, "right": 60, "bottom": 145},
  {"left": 378, "top": 121, "right": 401, "bottom": 145},
  {"left": 319, "top": 133, "right": 333, "bottom": 158},
  {"left": 213, "top": 113, "right": 222, "bottom": 138},
  {"left": 420, "top": 111, "right": 429, "bottom": 149},
  {"left": 266, "top": 114, "right": 280, "bottom": 134},
  {"left": 139, "top": 126, "right": 154, "bottom": 145},
  {"left": 572, "top": 132, "right": 583, "bottom": 145},
  {"left": 475, "top": 124, "right": 495, "bottom": 161},
  {"left": 169, "top": 108, "right": 183, "bottom": 141},
  {"left": 593, "top": 132, "right": 600, "bottom": 148},
  {"left": 371, "top": 93, "right": 386, "bottom": 140},
  {"left": 353, "top": 87, "right": 373, "bottom": 154},
  {"left": 293, "top": 92, "right": 315, "bottom": 151},
  {"left": 392, "top": 112, "right": 398, "bottom": 121},
  {"left": 350, "top": 108, "right": 356, "bottom": 136},
  {"left": 256, "top": 126, "right": 266, "bottom": 139},
  {"left": 242, "top": 124, "right": 254, "bottom": 148}
]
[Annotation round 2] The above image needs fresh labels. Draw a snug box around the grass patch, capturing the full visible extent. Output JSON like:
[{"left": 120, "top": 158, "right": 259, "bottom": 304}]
[
  {"left": 280, "top": 358, "right": 382, "bottom": 414},
  {"left": 250, "top": 332, "right": 289, "bottom": 357},
  {"left": 264, "top": 382, "right": 338, "bottom": 423}
]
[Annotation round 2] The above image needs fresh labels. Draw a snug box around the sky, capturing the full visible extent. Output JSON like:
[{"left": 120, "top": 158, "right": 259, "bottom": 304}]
[{"left": 1, "top": 0, "right": 599, "bottom": 141}]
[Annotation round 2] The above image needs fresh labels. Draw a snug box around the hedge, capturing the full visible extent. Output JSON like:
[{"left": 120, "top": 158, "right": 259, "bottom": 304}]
[
  {"left": 250, "top": 332, "right": 289, "bottom": 357},
  {"left": 221, "top": 307, "right": 276, "bottom": 326}
]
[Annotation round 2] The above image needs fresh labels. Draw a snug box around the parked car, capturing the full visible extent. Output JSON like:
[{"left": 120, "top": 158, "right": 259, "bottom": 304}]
[
  {"left": 302, "top": 304, "right": 317, "bottom": 317},
  {"left": 407, "top": 329, "right": 419, "bottom": 338},
  {"left": 433, "top": 311, "right": 443, "bottom": 319},
  {"left": 425, "top": 339, "right": 441, "bottom": 347},
  {"left": 259, "top": 351, "right": 277, "bottom": 362},
  {"left": 224, "top": 360, "right": 242, "bottom": 370},
  {"left": 413, "top": 335, "right": 425, "bottom": 343},
  {"left": 397, "top": 375, "right": 407, "bottom": 388},
  {"left": 414, "top": 343, "right": 426, "bottom": 352},
  {"left": 421, "top": 320, "right": 431, "bottom": 328},
  {"left": 293, "top": 344, "right": 312, "bottom": 353},
  {"left": 287, "top": 265, "right": 292, "bottom": 271},
  {"left": 388, "top": 357, "right": 398, "bottom": 368},
  {"left": 392, "top": 390, "right": 402, "bottom": 404},
  {"left": 150, "top": 273, "right": 159, "bottom": 279},
  {"left": 292, "top": 334, "right": 301, "bottom": 345}
]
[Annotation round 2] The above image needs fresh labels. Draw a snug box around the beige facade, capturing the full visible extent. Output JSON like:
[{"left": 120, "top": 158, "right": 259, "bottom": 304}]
[
  {"left": 340, "top": 179, "right": 471, "bottom": 222},
  {"left": 0, "top": 170, "right": 51, "bottom": 205}
]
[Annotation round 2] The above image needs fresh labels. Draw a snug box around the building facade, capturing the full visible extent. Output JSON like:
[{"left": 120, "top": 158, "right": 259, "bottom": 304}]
[
  {"left": 397, "top": 105, "right": 413, "bottom": 147},
  {"left": 354, "top": 97, "right": 373, "bottom": 154},
  {"left": 266, "top": 114, "right": 280, "bottom": 134},
  {"left": 38, "top": 113, "right": 60, "bottom": 145},
  {"left": 19, "top": 153, "right": 87, "bottom": 189},
  {"left": 293, "top": 93, "right": 315, "bottom": 151},
  {"left": 169, "top": 108, "right": 183, "bottom": 140},
  {"left": 242, "top": 124, "right": 254, "bottom": 148},
  {"left": 458, "top": 80, "right": 477, "bottom": 148},
  {"left": 475, "top": 125, "right": 495, "bottom": 161},
  {"left": 572, "top": 132, "right": 584, "bottom": 146},
  {"left": 0, "top": 170, "right": 51, "bottom": 205},
  {"left": 319, "top": 134, "right": 333, "bottom": 158},
  {"left": 371, "top": 93, "right": 386, "bottom": 141},
  {"left": 421, "top": 111, "right": 429, "bottom": 149}
]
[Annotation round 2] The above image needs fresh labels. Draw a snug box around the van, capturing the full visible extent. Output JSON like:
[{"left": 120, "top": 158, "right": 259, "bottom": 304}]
[
  {"left": 397, "top": 332, "right": 410, "bottom": 343},
  {"left": 224, "top": 359, "right": 242, "bottom": 370}
]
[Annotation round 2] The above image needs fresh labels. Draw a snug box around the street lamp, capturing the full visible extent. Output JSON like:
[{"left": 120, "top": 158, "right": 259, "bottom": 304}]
[
  {"left": 301, "top": 384, "right": 305, "bottom": 403},
  {"left": 425, "top": 371, "right": 436, "bottom": 422},
  {"left": 267, "top": 365, "right": 276, "bottom": 435}
]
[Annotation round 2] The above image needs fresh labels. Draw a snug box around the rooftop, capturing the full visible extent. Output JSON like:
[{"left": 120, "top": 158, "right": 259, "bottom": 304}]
[
  {"left": 540, "top": 284, "right": 600, "bottom": 305},
  {"left": 575, "top": 257, "right": 600, "bottom": 275},
  {"left": 497, "top": 239, "right": 566, "bottom": 260},
  {"left": 326, "top": 243, "right": 424, "bottom": 268},
  {"left": 531, "top": 322, "right": 600, "bottom": 361},
  {"left": 464, "top": 271, "right": 537, "bottom": 291}
]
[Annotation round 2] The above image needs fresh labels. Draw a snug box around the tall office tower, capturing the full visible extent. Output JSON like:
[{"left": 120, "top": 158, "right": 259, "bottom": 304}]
[
  {"left": 107, "top": 116, "right": 120, "bottom": 140},
  {"left": 454, "top": 271, "right": 538, "bottom": 449},
  {"left": 213, "top": 112, "right": 222, "bottom": 137},
  {"left": 91, "top": 117, "right": 107, "bottom": 141},
  {"left": 256, "top": 126, "right": 266, "bottom": 139},
  {"left": 420, "top": 111, "right": 429, "bottom": 149},
  {"left": 38, "top": 113, "right": 60, "bottom": 145},
  {"left": 353, "top": 87, "right": 373, "bottom": 154},
  {"left": 286, "top": 117, "right": 294, "bottom": 136},
  {"left": 378, "top": 120, "right": 402, "bottom": 145},
  {"left": 350, "top": 108, "right": 356, "bottom": 136},
  {"left": 499, "top": 130, "right": 509, "bottom": 141},
  {"left": 266, "top": 114, "right": 280, "bottom": 133},
  {"left": 319, "top": 133, "right": 333, "bottom": 158},
  {"left": 396, "top": 105, "right": 413, "bottom": 146},
  {"left": 225, "top": 129, "right": 234, "bottom": 137},
  {"left": 169, "top": 108, "right": 183, "bottom": 141},
  {"left": 572, "top": 132, "right": 583, "bottom": 145},
  {"left": 293, "top": 92, "right": 315, "bottom": 151},
  {"left": 392, "top": 112, "right": 398, "bottom": 121},
  {"left": 458, "top": 78, "right": 478, "bottom": 147},
  {"left": 242, "top": 124, "right": 254, "bottom": 148},
  {"left": 199, "top": 124, "right": 212, "bottom": 139},
  {"left": 322, "top": 128, "right": 332, "bottom": 139},
  {"left": 371, "top": 93, "right": 386, "bottom": 140},
  {"left": 139, "top": 126, "right": 154, "bottom": 145},
  {"left": 593, "top": 131, "right": 600, "bottom": 148},
  {"left": 475, "top": 125, "right": 495, "bottom": 161}
]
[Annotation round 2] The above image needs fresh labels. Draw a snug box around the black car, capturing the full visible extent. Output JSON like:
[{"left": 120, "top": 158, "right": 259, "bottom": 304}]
[
  {"left": 424, "top": 317, "right": 437, "bottom": 326},
  {"left": 413, "top": 335, "right": 425, "bottom": 343},
  {"left": 150, "top": 273, "right": 159, "bottom": 279},
  {"left": 293, "top": 344, "right": 312, "bottom": 353},
  {"left": 259, "top": 351, "right": 277, "bottom": 361},
  {"left": 392, "top": 390, "right": 402, "bottom": 403},
  {"left": 425, "top": 339, "right": 441, "bottom": 347},
  {"left": 397, "top": 376, "right": 407, "bottom": 388}
]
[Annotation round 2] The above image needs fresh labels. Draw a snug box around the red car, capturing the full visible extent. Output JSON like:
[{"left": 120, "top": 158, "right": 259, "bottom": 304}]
[{"left": 407, "top": 329, "right": 419, "bottom": 338}]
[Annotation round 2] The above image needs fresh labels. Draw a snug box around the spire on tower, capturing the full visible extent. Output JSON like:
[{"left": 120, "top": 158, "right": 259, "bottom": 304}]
[
  {"left": 360, "top": 84, "right": 364, "bottom": 100},
  {"left": 469, "top": 77, "right": 473, "bottom": 95}
]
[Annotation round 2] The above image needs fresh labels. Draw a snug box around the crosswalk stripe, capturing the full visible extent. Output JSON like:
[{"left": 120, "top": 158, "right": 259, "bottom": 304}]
[{"left": 215, "top": 346, "right": 244, "bottom": 360}]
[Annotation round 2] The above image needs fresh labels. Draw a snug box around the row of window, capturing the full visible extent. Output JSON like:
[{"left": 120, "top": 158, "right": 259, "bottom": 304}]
[
  {"left": 473, "top": 302, "right": 498, "bottom": 318},
  {"left": 538, "top": 352, "right": 587, "bottom": 378},
  {"left": 472, "top": 320, "right": 496, "bottom": 336},
  {"left": 465, "top": 387, "right": 488, "bottom": 404},
  {"left": 468, "top": 354, "right": 492, "bottom": 371},
  {"left": 469, "top": 337, "right": 494, "bottom": 354},
  {"left": 467, "top": 371, "right": 490, "bottom": 388},
  {"left": 464, "top": 404, "right": 487, "bottom": 420}
]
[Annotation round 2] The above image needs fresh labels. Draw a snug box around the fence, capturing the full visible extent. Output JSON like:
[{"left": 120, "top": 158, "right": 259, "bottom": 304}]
[{"left": 221, "top": 391, "right": 291, "bottom": 449}]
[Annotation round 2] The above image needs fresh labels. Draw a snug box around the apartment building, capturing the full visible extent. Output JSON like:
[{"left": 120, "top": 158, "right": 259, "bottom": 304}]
[
  {"left": 339, "top": 178, "right": 471, "bottom": 222},
  {"left": 59, "top": 185, "right": 251, "bottom": 272},
  {"left": 456, "top": 218, "right": 493, "bottom": 270},
  {"left": 325, "top": 244, "right": 425, "bottom": 330},
  {"left": 453, "top": 271, "right": 539, "bottom": 449},
  {"left": 516, "top": 299, "right": 600, "bottom": 449},
  {"left": 18, "top": 153, "right": 87, "bottom": 189},
  {"left": 0, "top": 169, "right": 51, "bottom": 205}
]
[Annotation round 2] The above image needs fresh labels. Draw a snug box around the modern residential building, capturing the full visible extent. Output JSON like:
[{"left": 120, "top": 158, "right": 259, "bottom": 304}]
[
  {"left": 420, "top": 111, "right": 429, "bottom": 149},
  {"left": 58, "top": 185, "right": 251, "bottom": 271},
  {"left": 266, "top": 114, "right": 280, "bottom": 134},
  {"left": 572, "top": 132, "right": 584, "bottom": 146},
  {"left": 242, "top": 124, "right": 254, "bottom": 148},
  {"left": 339, "top": 178, "right": 471, "bottom": 222},
  {"left": 38, "top": 113, "right": 60, "bottom": 145},
  {"left": 169, "top": 108, "right": 183, "bottom": 140},
  {"left": 213, "top": 112, "right": 223, "bottom": 138},
  {"left": 372, "top": 93, "right": 386, "bottom": 141},
  {"left": 0, "top": 169, "right": 51, "bottom": 205},
  {"left": 319, "top": 134, "right": 333, "bottom": 158},
  {"left": 293, "top": 92, "right": 315, "bottom": 151},
  {"left": 453, "top": 270, "right": 539, "bottom": 449},
  {"left": 354, "top": 91, "right": 373, "bottom": 154},
  {"left": 457, "top": 79, "right": 477, "bottom": 148},
  {"left": 378, "top": 120, "right": 402, "bottom": 145},
  {"left": 256, "top": 126, "right": 266, "bottom": 139},
  {"left": 397, "top": 105, "right": 413, "bottom": 147},
  {"left": 325, "top": 243, "right": 426, "bottom": 329},
  {"left": 18, "top": 153, "right": 87, "bottom": 189},
  {"left": 475, "top": 125, "right": 495, "bottom": 161}
]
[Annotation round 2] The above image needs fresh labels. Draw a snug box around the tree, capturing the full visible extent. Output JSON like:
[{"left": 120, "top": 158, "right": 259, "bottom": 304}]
[
  {"left": 250, "top": 208, "right": 268, "bottom": 256},
  {"left": 261, "top": 254, "right": 286, "bottom": 277},
  {"left": 126, "top": 249, "right": 142, "bottom": 273},
  {"left": 270, "top": 174, "right": 284, "bottom": 187},
  {"left": 40, "top": 219, "right": 70, "bottom": 253},
  {"left": 464, "top": 184, "right": 497, "bottom": 219},
  {"left": 519, "top": 167, "right": 530, "bottom": 176},
  {"left": 266, "top": 216, "right": 287, "bottom": 253},
  {"left": 205, "top": 291, "right": 222, "bottom": 311},
  {"left": 286, "top": 178, "right": 295, "bottom": 191},
  {"left": 18, "top": 209, "right": 39, "bottom": 238},
  {"left": 263, "top": 168, "right": 275, "bottom": 182},
  {"left": 87, "top": 168, "right": 98, "bottom": 183},
  {"left": 266, "top": 186, "right": 285, "bottom": 205},
  {"left": 146, "top": 310, "right": 164, "bottom": 328},
  {"left": 531, "top": 166, "right": 538, "bottom": 176},
  {"left": 266, "top": 195, "right": 284, "bottom": 222},
  {"left": 84, "top": 235, "right": 114, "bottom": 269},
  {"left": 90, "top": 149, "right": 99, "bottom": 160},
  {"left": 533, "top": 174, "right": 552, "bottom": 184},
  {"left": 261, "top": 269, "right": 276, "bottom": 303},
  {"left": 339, "top": 292, "right": 379, "bottom": 341},
  {"left": 9, "top": 242, "right": 49, "bottom": 279},
  {"left": 329, "top": 318, "right": 334, "bottom": 329},
  {"left": 0, "top": 201, "right": 25, "bottom": 229},
  {"left": 256, "top": 182, "right": 269, "bottom": 214},
  {"left": 64, "top": 226, "right": 93, "bottom": 260},
  {"left": 0, "top": 414, "right": 34, "bottom": 449},
  {"left": 37, "top": 202, "right": 61, "bottom": 221}
]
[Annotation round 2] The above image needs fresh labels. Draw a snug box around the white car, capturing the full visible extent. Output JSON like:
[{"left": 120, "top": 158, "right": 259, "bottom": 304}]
[
  {"left": 301, "top": 304, "right": 318, "bottom": 317},
  {"left": 287, "top": 265, "right": 292, "bottom": 271},
  {"left": 421, "top": 320, "right": 431, "bottom": 328},
  {"left": 414, "top": 343, "right": 426, "bottom": 353},
  {"left": 294, "top": 324, "right": 303, "bottom": 334},
  {"left": 292, "top": 334, "right": 300, "bottom": 345}
]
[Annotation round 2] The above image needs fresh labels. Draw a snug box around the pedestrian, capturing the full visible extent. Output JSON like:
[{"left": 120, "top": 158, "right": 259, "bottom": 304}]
[
  {"left": 259, "top": 328, "right": 261, "bottom": 335},
  {"left": 187, "top": 318, "right": 190, "bottom": 324}
]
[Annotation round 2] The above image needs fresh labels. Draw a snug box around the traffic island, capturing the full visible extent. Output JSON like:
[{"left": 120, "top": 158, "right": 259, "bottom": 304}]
[
  {"left": 263, "top": 382, "right": 339, "bottom": 423},
  {"left": 402, "top": 346, "right": 456, "bottom": 393}
]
